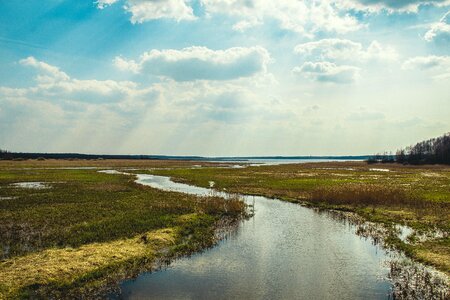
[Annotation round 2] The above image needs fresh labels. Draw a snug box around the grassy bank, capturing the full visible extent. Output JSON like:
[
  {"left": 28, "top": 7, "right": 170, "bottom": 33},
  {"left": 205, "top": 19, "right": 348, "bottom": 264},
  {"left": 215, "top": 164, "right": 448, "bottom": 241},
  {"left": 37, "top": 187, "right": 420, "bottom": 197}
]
[
  {"left": 148, "top": 161, "right": 450, "bottom": 275},
  {"left": 0, "top": 160, "right": 246, "bottom": 298}
]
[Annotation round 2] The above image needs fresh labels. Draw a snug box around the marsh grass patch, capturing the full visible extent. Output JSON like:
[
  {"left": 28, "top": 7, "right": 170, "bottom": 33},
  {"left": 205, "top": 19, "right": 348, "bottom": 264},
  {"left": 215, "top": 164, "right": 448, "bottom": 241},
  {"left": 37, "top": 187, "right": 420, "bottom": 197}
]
[{"left": 0, "top": 162, "right": 247, "bottom": 298}]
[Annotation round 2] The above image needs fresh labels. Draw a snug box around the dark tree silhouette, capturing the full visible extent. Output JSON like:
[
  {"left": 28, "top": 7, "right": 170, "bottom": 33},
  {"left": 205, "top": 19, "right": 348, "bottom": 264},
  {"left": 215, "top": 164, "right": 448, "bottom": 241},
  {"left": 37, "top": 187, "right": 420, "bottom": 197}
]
[
  {"left": 367, "top": 133, "right": 450, "bottom": 165},
  {"left": 395, "top": 133, "right": 450, "bottom": 165},
  {"left": 0, "top": 149, "right": 8, "bottom": 160}
]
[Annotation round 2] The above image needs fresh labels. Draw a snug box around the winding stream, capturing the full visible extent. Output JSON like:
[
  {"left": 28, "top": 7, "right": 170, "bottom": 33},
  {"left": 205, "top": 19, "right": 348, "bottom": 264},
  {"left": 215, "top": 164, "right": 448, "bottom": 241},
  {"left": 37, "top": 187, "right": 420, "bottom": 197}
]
[{"left": 116, "top": 174, "right": 396, "bottom": 299}]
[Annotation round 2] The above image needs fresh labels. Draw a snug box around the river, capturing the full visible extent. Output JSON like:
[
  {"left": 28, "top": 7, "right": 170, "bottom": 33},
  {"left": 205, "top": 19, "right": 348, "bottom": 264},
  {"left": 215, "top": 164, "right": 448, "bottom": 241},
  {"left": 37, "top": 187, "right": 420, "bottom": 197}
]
[{"left": 115, "top": 174, "right": 395, "bottom": 299}]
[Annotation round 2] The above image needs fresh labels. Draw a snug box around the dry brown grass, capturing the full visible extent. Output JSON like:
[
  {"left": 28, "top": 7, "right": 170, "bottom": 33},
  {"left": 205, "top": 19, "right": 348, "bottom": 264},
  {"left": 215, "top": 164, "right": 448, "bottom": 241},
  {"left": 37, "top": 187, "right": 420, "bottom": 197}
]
[
  {"left": 0, "top": 228, "right": 176, "bottom": 299},
  {"left": 199, "top": 195, "right": 247, "bottom": 217},
  {"left": 309, "top": 184, "right": 449, "bottom": 216},
  {"left": 0, "top": 159, "right": 226, "bottom": 170},
  {"left": 310, "top": 184, "right": 420, "bottom": 206},
  {"left": 415, "top": 240, "right": 450, "bottom": 274},
  {"left": 416, "top": 249, "right": 450, "bottom": 274},
  {"left": 300, "top": 161, "right": 450, "bottom": 170}
]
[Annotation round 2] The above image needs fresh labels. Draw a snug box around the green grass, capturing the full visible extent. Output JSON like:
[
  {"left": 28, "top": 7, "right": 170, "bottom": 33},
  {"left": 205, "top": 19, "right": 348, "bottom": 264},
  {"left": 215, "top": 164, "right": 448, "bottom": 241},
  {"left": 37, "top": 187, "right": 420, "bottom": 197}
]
[
  {"left": 0, "top": 160, "right": 247, "bottom": 298},
  {"left": 1, "top": 159, "right": 449, "bottom": 296}
]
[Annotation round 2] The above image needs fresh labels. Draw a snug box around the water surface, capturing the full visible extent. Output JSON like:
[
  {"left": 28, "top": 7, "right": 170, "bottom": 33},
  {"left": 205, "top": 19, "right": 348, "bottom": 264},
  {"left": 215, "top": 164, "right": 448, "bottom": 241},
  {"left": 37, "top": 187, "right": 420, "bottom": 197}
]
[
  {"left": 120, "top": 174, "right": 392, "bottom": 299},
  {"left": 211, "top": 158, "right": 363, "bottom": 166}
]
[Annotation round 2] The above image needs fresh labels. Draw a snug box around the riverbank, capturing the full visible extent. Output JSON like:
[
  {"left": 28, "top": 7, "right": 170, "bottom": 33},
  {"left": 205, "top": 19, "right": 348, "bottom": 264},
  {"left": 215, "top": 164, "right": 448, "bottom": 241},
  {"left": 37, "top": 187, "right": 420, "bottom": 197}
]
[
  {"left": 0, "top": 160, "right": 247, "bottom": 298},
  {"left": 147, "top": 161, "right": 450, "bottom": 276}
]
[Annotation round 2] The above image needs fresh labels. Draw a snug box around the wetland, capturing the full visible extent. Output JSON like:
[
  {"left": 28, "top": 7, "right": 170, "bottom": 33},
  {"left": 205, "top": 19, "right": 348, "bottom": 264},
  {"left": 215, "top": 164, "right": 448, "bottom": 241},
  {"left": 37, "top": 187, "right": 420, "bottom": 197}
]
[{"left": 0, "top": 159, "right": 448, "bottom": 299}]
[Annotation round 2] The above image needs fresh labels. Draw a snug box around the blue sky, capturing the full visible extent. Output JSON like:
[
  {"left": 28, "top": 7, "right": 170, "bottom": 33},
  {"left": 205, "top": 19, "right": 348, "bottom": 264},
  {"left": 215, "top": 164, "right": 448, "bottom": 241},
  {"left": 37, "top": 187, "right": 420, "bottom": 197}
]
[{"left": 1, "top": 0, "right": 449, "bottom": 156}]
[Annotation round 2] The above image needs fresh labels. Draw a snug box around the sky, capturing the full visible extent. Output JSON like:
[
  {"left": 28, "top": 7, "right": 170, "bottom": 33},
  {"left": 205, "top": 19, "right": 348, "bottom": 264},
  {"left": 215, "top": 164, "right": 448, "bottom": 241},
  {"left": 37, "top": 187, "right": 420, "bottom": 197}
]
[{"left": 0, "top": 0, "right": 449, "bottom": 156}]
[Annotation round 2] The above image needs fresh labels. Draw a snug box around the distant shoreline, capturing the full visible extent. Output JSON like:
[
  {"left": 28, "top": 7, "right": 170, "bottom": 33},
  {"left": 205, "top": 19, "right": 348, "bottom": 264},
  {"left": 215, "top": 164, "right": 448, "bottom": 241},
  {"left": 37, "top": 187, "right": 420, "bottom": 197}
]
[{"left": 0, "top": 152, "right": 371, "bottom": 161}]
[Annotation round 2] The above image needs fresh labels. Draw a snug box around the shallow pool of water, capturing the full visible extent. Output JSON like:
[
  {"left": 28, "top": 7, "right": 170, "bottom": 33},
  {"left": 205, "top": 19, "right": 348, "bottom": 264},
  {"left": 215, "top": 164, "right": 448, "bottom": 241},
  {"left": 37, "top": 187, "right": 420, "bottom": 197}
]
[
  {"left": 119, "top": 174, "right": 392, "bottom": 299},
  {"left": 10, "top": 182, "right": 51, "bottom": 189}
]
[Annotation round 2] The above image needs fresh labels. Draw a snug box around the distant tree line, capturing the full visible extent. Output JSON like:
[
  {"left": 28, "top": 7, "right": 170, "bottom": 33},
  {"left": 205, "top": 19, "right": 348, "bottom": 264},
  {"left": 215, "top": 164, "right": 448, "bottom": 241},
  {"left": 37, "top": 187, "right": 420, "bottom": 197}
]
[
  {"left": 396, "top": 133, "right": 450, "bottom": 164},
  {"left": 0, "top": 151, "right": 156, "bottom": 160},
  {"left": 0, "top": 151, "right": 208, "bottom": 161},
  {"left": 0, "top": 149, "right": 14, "bottom": 160},
  {"left": 368, "top": 132, "right": 450, "bottom": 165},
  {"left": 366, "top": 152, "right": 395, "bottom": 164}
]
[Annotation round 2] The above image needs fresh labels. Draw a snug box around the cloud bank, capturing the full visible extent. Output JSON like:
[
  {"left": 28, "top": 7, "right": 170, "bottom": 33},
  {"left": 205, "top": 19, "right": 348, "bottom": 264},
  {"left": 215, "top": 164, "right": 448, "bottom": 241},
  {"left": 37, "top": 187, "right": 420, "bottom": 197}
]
[
  {"left": 425, "top": 11, "right": 450, "bottom": 43},
  {"left": 340, "top": 0, "right": 450, "bottom": 12},
  {"left": 294, "top": 39, "right": 398, "bottom": 62},
  {"left": 114, "top": 46, "right": 271, "bottom": 81},
  {"left": 293, "top": 61, "right": 360, "bottom": 83},
  {"left": 402, "top": 55, "right": 450, "bottom": 79},
  {"left": 96, "top": 0, "right": 195, "bottom": 23},
  {"left": 15, "top": 57, "right": 153, "bottom": 103},
  {"left": 95, "top": 0, "right": 450, "bottom": 35},
  {"left": 402, "top": 55, "right": 450, "bottom": 70},
  {"left": 200, "top": 0, "right": 362, "bottom": 35}
]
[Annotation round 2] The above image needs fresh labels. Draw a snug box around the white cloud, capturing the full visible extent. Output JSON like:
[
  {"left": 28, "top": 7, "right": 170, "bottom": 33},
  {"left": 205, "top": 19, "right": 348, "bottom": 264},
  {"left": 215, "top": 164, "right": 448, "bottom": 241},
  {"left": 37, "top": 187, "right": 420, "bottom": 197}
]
[
  {"left": 232, "top": 19, "right": 262, "bottom": 32},
  {"left": 2, "top": 56, "right": 280, "bottom": 136},
  {"left": 308, "top": 1, "right": 365, "bottom": 34},
  {"left": 14, "top": 56, "right": 155, "bottom": 103},
  {"left": 114, "top": 46, "right": 271, "bottom": 81},
  {"left": 0, "top": 87, "right": 28, "bottom": 97},
  {"left": 93, "top": 0, "right": 450, "bottom": 36},
  {"left": 95, "top": 0, "right": 119, "bottom": 9},
  {"left": 365, "top": 41, "right": 399, "bottom": 61},
  {"left": 293, "top": 61, "right": 360, "bottom": 83},
  {"left": 148, "top": 79, "right": 290, "bottom": 125},
  {"left": 0, "top": 57, "right": 165, "bottom": 153},
  {"left": 114, "top": 56, "right": 140, "bottom": 73},
  {"left": 201, "top": 0, "right": 362, "bottom": 35},
  {"left": 95, "top": 0, "right": 196, "bottom": 22},
  {"left": 293, "top": 39, "right": 396, "bottom": 83},
  {"left": 339, "top": 0, "right": 450, "bottom": 13},
  {"left": 402, "top": 55, "right": 450, "bottom": 79},
  {"left": 425, "top": 11, "right": 450, "bottom": 43},
  {"left": 125, "top": 0, "right": 196, "bottom": 23},
  {"left": 20, "top": 56, "right": 70, "bottom": 81},
  {"left": 95, "top": 1, "right": 363, "bottom": 35},
  {"left": 402, "top": 55, "right": 450, "bottom": 70},
  {"left": 294, "top": 39, "right": 398, "bottom": 62}
]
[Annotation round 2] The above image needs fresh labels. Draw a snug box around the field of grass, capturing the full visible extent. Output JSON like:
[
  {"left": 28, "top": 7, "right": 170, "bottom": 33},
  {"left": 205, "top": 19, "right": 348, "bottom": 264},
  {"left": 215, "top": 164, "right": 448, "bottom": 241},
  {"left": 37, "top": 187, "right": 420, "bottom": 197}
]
[
  {"left": 1, "top": 159, "right": 448, "bottom": 297},
  {"left": 148, "top": 161, "right": 450, "bottom": 275},
  {"left": 0, "top": 160, "right": 246, "bottom": 299}
]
